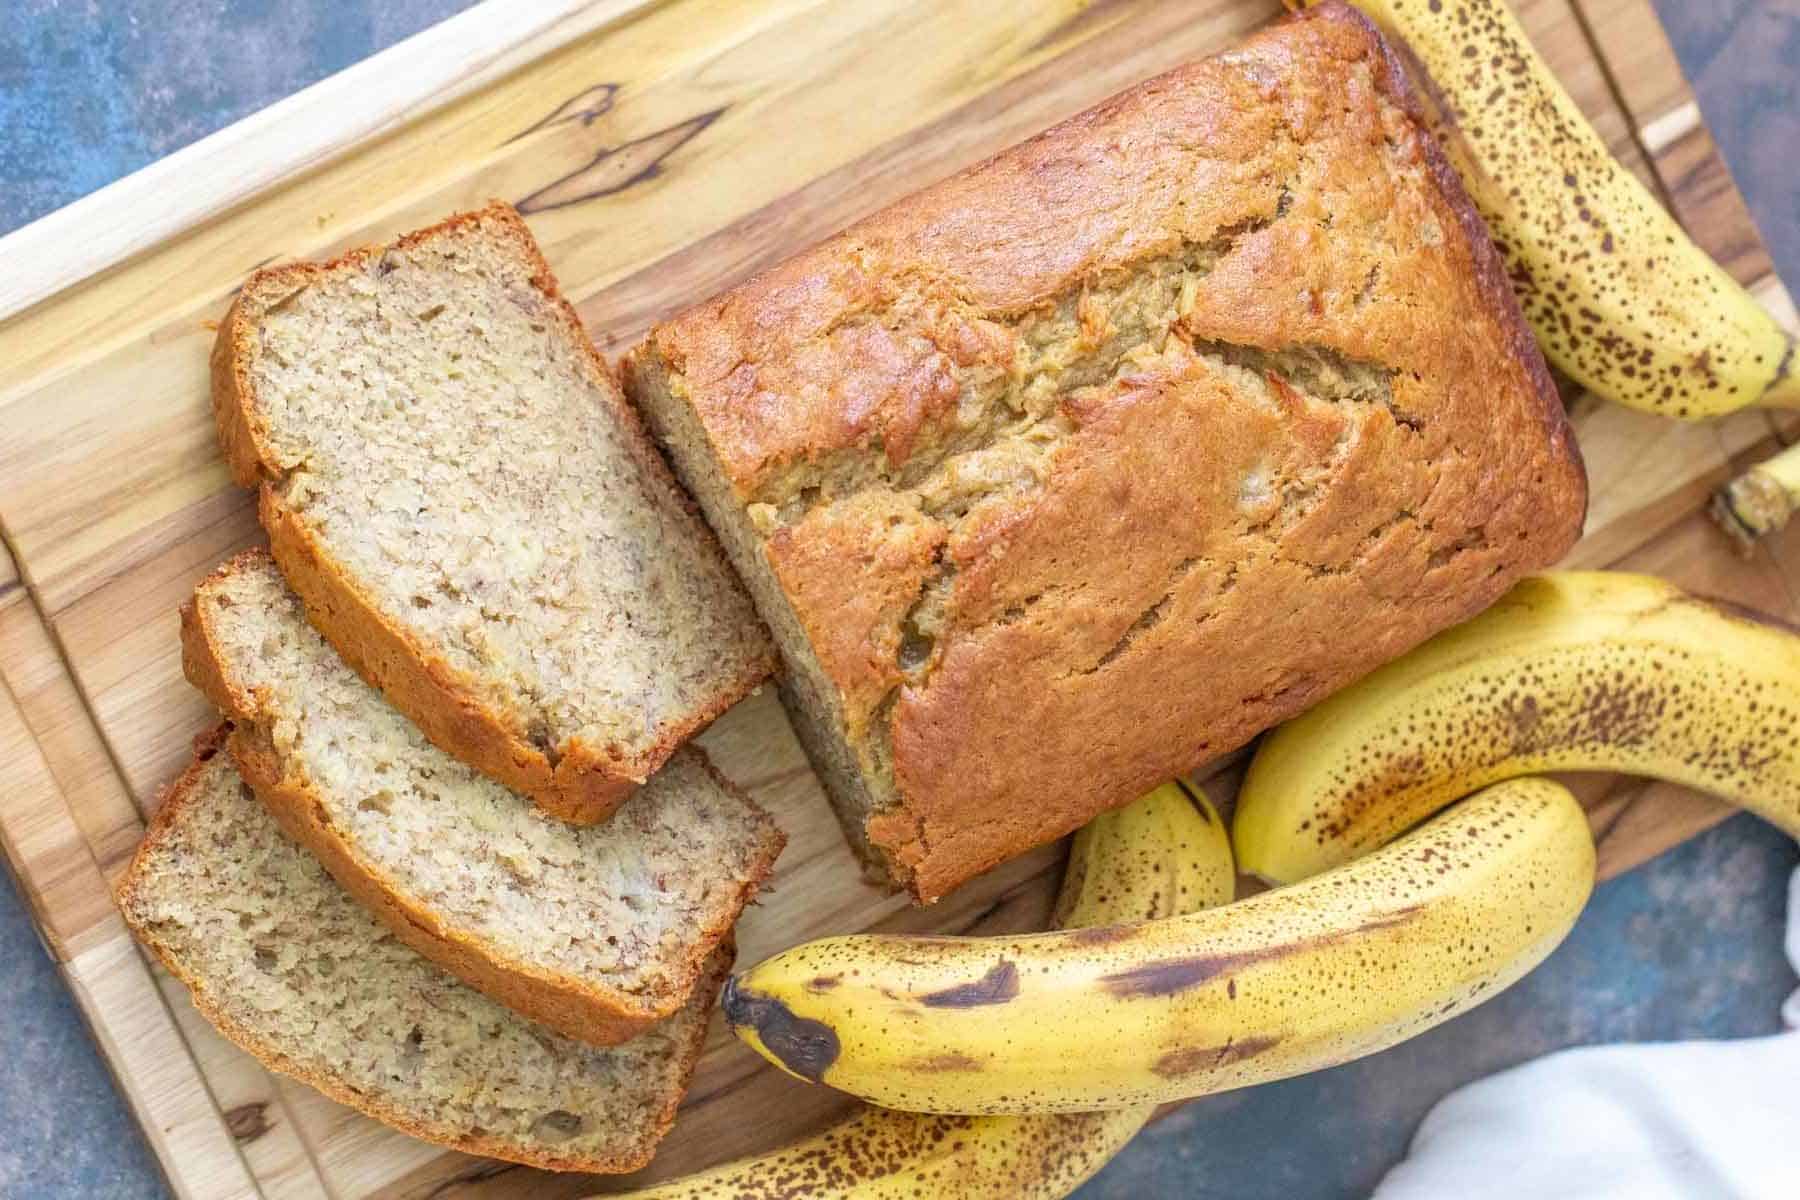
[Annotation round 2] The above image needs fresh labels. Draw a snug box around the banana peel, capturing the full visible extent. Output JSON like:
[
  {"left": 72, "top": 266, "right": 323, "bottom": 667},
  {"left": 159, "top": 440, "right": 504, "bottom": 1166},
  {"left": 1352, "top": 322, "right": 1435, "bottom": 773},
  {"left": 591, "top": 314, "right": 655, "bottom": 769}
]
[
  {"left": 726, "top": 779, "right": 1592, "bottom": 1115},
  {"left": 1292, "top": 0, "right": 1797, "bottom": 419},
  {"left": 1235, "top": 571, "right": 1800, "bottom": 884},
  {"left": 618, "top": 781, "right": 1232, "bottom": 1197}
]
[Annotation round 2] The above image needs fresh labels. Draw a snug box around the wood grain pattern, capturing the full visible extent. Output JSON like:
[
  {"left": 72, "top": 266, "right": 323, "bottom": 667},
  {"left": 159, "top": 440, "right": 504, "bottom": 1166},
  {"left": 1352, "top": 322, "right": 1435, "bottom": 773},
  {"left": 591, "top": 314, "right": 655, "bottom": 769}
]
[
  {"left": 0, "top": 1, "right": 1794, "bottom": 1196},
  {"left": 1573, "top": 0, "right": 1779, "bottom": 283},
  {"left": 0, "top": 582, "right": 265, "bottom": 1199},
  {"left": 1650, "top": 0, "right": 1800, "bottom": 290}
]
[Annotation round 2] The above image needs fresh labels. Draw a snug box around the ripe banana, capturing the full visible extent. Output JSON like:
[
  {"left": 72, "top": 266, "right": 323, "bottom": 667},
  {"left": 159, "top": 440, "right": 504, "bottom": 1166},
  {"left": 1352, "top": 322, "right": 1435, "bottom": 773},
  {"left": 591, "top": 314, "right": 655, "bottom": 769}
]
[
  {"left": 620, "top": 780, "right": 1233, "bottom": 1198},
  {"left": 1234, "top": 571, "right": 1800, "bottom": 885},
  {"left": 1293, "top": 0, "right": 1797, "bottom": 417},
  {"left": 725, "top": 778, "right": 1592, "bottom": 1115},
  {"left": 1713, "top": 441, "right": 1800, "bottom": 550}
]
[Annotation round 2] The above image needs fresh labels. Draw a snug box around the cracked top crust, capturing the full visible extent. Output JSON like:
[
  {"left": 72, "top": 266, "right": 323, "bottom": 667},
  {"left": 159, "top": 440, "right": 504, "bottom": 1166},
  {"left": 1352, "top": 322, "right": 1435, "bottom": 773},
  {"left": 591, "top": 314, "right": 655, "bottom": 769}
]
[{"left": 639, "top": 4, "right": 1586, "bottom": 900}]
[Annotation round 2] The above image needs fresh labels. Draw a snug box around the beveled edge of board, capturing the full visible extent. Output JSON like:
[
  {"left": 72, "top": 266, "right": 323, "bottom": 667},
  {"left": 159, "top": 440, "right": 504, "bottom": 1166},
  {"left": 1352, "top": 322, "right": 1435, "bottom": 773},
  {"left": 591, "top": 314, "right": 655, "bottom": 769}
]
[
  {"left": 0, "top": 598, "right": 265, "bottom": 1199},
  {"left": 0, "top": 0, "right": 661, "bottom": 324},
  {"left": 1571, "top": 0, "right": 1786, "bottom": 292}
]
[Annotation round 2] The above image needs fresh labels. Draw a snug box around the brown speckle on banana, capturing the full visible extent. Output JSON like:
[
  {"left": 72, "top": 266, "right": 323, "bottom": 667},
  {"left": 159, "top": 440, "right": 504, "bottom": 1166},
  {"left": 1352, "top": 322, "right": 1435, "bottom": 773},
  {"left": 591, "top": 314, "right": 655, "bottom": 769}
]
[
  {"left": 727, "top": 779, "right": 1591, "bottom": 1114},
  {"left": 1151, "top": 1036, "right": 1282, "bottom": 1079},
  {"left": 721, "top": 980, "right": 841, "bottom": 1083},
  {"left": 1297, "top": 0, "right": 1798, "bottom": 417},
  {"left": 629, "top": 781, "right": 1232, "bottom": 1198},
  {"left": 1235, "top": 571, "right": 1800, "bottom": 884},
  {"left": 919, "top": 960, "right": 1021, "bottom": 1008},
  {"left": 627, "top": 1109, "right": 1155, "bottom": 1200}
]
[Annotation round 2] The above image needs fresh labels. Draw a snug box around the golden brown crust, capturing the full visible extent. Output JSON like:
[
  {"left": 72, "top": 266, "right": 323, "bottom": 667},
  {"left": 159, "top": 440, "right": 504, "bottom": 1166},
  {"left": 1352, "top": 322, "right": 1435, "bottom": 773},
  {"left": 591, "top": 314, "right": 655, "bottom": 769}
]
[
  {"left": 765, "top": 492, "right": 947, "bottom": 741},
  {"left": 115, "top": 747, "right": 730, "bottom": 1172},
  {"left": 1337, "top": 1, "right": 1585, "bottom": 501},
  {"left": 211, "top": 202, "right": 774, "bottom": 825},
  {"left": 636, "top": 6, "right": 1586, "bottom": 902},
  {"left": 180, "top": 550, "right": 784, "bottom": 1045},
  {"left": 254, "top": 488, "right": 643, "bottom": 824}
]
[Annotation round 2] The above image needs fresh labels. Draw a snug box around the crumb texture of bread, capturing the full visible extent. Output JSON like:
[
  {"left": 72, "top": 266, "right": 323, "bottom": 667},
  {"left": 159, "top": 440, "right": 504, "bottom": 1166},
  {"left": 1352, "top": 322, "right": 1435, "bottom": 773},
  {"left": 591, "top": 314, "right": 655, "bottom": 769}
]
[
  {"left": 184, "top": 551, "right": 783, "bottom": 1042},
  {"left": 213, "top": 202, "right": 773, "bottom": 821},
  {"left": 116, "top": 745, "right": 725, "bottom": 1174},
  {"left": 627, "top": 4, "right": 1586, "bottom": 903}
]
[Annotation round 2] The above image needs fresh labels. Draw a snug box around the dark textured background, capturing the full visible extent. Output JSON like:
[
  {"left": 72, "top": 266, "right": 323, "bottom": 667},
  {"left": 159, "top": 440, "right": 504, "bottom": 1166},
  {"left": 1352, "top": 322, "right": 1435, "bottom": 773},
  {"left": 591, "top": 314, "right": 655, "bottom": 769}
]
[{"left": 1, "top": 2, "right": 1796, "bottom": 1196}]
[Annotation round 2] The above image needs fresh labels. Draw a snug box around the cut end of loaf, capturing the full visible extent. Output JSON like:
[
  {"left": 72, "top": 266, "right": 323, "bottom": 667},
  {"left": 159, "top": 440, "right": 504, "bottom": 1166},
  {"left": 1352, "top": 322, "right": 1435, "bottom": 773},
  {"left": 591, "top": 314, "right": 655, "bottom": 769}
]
[
  {"left": 116, "top": 739, "right": 727, "bottom": 1173},
  {"left": 627, "top": 352, "right": 910, "bottom": 894}
]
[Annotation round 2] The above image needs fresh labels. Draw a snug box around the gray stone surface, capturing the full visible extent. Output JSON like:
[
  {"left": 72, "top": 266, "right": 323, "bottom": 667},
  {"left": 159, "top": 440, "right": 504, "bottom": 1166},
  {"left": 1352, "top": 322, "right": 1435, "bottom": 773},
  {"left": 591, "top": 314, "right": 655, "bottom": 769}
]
[
  {"left": 1, "top": 2, "right": 1796, "bottom": 1197},
  {"left": 1654, "top": 0, "right": 1800, "bottom": 289},
  {"left": 0, "top": 868, "right": 168, "bottom": 1198},
  {"left": 1, "top": 0, "right": 478, "bottom": 228}
]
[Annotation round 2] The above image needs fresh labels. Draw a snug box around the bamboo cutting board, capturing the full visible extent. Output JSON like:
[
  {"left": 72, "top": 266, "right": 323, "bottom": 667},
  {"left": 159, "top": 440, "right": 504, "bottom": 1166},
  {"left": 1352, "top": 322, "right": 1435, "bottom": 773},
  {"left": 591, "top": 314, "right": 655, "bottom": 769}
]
[{"left": 0, "top": 1, "right": 1795, "bottom": 1196}]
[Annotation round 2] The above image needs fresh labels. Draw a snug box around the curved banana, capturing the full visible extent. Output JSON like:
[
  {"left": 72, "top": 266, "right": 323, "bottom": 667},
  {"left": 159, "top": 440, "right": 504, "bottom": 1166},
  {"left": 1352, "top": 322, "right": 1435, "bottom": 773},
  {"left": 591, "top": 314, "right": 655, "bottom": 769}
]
[
  {"left": 1234, "top": 571, "right": 1800, "bottom": 885},
  {"left": 725, "top": 778, "right": 1592, "bottom": 1115},
  {"left": 620, "top": 780, "right": 1233, "bottom": 1198},
  {"left": 1295, "top": 0, "right": 1797, "bottom": 417}
]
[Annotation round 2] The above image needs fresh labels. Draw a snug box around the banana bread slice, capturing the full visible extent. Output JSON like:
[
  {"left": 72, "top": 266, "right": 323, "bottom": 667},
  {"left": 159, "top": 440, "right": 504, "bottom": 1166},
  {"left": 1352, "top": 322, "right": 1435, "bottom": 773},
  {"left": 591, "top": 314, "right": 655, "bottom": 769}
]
[
  {"left": 211, "top": 201, "right": 774, "bottom": 824},
  {"left": 182, "top": 550, "right": 783, "bottom": 1045},
  {"left": 626, "top": 3, "right": 1586, "bottom": 902},
  {"left": 117, "top": 735, "right": 726, "bottom": 1174}
]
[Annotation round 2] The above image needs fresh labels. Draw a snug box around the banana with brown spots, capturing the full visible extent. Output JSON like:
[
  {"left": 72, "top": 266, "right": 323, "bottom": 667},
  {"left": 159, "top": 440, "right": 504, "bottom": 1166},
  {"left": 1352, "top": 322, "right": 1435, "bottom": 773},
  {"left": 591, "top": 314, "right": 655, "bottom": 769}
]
[
  {"left": 619, "top": 781, "right": 1232, "bottom": 1197},
  {"left": 724, "top": 778, "right": 1592, "bottom": 1114},
  {"left": 1292, "top": 0, "right": 1797, "bottom": 417},
  {"left": 1235, "top": 571, "right": 1800, "bottom": 885}
]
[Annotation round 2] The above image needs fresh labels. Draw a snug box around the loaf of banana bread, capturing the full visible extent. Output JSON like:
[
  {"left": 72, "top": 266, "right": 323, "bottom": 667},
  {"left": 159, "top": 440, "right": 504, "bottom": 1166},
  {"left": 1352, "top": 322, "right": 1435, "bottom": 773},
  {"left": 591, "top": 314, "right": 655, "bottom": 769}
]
[{"left": 627, "top": 2, "right": 1586, "bottom": 902}]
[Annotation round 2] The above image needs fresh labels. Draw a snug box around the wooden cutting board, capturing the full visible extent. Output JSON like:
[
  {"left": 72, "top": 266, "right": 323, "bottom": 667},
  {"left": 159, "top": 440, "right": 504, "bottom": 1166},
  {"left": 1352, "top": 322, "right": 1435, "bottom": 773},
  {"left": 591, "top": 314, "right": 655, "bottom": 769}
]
[{"left": 0, "top": 1, "right": 1794, "bottom": 1196}]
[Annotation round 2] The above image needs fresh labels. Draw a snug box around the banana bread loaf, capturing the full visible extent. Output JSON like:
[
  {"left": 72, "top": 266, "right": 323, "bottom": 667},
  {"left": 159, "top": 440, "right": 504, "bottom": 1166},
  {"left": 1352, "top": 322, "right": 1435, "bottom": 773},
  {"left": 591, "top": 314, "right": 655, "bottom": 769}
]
[
  {"left": 211, "top": 202, "right": 774, "bottom": 824},
  {"left": 116, "top": 734, "right": 727, "bottom": 1173},
  {"left": 627, "top": 3, "right": 1586, "bottom": 902}
]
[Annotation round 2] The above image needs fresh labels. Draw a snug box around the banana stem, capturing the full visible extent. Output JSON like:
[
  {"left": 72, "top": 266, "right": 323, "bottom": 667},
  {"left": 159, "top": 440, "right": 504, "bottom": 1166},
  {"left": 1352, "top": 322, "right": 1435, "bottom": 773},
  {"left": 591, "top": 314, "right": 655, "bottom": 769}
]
[
  {"left": 1712, "top": 441, "right": 1800, "bottom": 551},
  {"left": 1761, "top": 350, "right": 1800, "bottom": 410}
]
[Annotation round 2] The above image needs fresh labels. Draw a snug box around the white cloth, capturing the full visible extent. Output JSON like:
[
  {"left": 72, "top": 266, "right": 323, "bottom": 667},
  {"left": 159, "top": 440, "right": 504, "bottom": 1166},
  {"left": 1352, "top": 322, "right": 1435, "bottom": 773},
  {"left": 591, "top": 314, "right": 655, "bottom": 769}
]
[{"left": 1372, "top": 862, "right": 1800, "bottom": 1200}]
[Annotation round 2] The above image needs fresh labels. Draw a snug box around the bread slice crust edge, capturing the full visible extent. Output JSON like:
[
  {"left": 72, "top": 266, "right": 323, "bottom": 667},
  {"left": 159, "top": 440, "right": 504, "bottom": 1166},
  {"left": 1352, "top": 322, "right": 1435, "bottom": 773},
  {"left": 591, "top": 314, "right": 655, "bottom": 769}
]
[
  {"left": 114, "top": 730, "right": 731, "bottom": 1173},
  {"left": 180, "top": 550, "right": 784, "bottom": 1045},
  {"left": 209, "top": 202, "right": 775, "bottom": 825}
]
